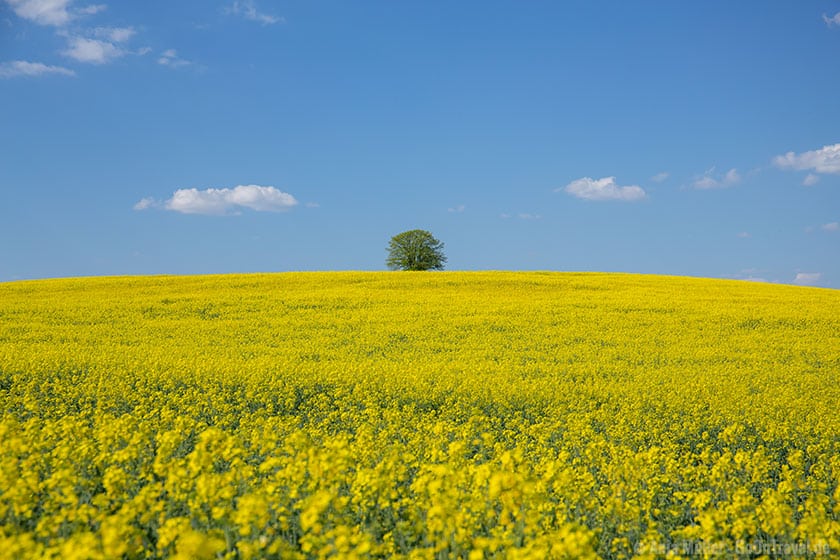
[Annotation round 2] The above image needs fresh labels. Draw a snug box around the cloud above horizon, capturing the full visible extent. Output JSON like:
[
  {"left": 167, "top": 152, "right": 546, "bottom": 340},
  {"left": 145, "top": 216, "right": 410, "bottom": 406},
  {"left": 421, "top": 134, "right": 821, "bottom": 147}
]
[
  {"left": 135, "top": 185, "right": 299, "bottom": 215},
  {"left": 793, "top": 272, "right": 822, "bottom": 286},
  {"left": 60, "top": 25, "right": 138, "bottom": 64},
  {"left": 4, "top": 0, "right": 106, "bottom": 26},
  {"left": 225, "top": 0, "right": 283, "bottom": 25},
  {"left": 802, "top": 173, "right": 820, "bottom": 187},
  {"left": 560, "top": 176, "right": 646, "bottom": 201},
  {"left": 0, "top": 60, "right": 75, "bottom": 78},
  {"left": 773, "top": 143, "right": 840, "bottom": 174},
  {"left": 92, "top": 25, "right": 134, "bottom": 43},
  {"left": 157, "top": 49, "right": 190, "bottom": 68},
  {"left": 692, "top": 167, "right": 741, "bottom": 190},
  {"left": 3, "top": 1, "right": 147, "bottom": 69},
  {"left": 5, "top": 0, "right": 74, "bottom": 26},
  {"left": 62, "top": 35, "right": 123, "bottom": 64}
]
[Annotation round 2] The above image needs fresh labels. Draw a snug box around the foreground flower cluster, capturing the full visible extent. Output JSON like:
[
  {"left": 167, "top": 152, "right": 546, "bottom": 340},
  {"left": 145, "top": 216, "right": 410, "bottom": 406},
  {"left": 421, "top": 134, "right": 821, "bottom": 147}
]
[{"left": 1, "top": 272, "right": 838, "bottom": 559}]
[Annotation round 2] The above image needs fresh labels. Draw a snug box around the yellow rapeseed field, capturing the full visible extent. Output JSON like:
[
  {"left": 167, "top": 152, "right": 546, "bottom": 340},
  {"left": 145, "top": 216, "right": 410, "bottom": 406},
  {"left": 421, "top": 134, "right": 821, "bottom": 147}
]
[{"left": 1, "top": 272, "right": 839, "bottom": 559}]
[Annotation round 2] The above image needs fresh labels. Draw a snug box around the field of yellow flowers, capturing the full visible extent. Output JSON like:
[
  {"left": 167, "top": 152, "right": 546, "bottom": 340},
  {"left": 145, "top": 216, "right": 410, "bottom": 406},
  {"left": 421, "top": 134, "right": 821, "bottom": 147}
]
[{"left": 1, "top": 271, "right": 839, "bottom": 559}]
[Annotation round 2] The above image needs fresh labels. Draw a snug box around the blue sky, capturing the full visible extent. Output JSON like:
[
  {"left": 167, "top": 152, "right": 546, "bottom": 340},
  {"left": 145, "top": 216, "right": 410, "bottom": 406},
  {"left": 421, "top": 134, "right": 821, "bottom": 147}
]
[{"left": 1, "top": 1, "right": 839, "bottom": 286}]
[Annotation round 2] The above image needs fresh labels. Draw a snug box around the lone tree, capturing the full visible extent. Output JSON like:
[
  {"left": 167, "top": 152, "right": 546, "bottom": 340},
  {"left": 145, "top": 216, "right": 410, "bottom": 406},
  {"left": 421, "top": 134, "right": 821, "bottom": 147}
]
[{"left": 386, "top": 229, "right": 447, "bottom": 271}]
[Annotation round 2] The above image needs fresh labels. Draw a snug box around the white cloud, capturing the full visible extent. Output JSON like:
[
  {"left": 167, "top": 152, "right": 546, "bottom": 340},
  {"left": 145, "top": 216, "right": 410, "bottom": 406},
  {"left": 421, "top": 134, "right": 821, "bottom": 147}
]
[
  {"left": 560, "top": 176, "right": 646, "bottom": 201},
  {"left": 821, "top": 222, "right": 839, "bottom": 232},
  {"left": 692, "top": 167, "right": 741, "bottom": 190},
  {"left": 447, "top": 205, "right": 465, "bottom": 213},
  {"left": 6, "top": 2, "right": 143, "bottom": 67},
  {"left": 824, "top": 12, "right": 840, "bottom": 26},
  {"left": 77, "top": 3, "right": 104, "bottom": 15},
  {"left": 59, "top": 27, "right": 140, "bottom": 65},
  {"left": 501, "top": 212, "right": 541, "bottom": 220},
  {"left": 0, "top": 59, "right": 75, "bottom": 77},
  {"left": 4, "top": 0, "right": 104, "bottom": 26},
  {"left": 732, "top": 269, "right": 769, "bottom": 283},
  {"left": 62, "top": 36, "right": 124, "bottom": 64},
  {"left": 651, "top": 172, "right": 669, "bottom": 183},
  {"left": 157, "top": 49, "right": 190, "bottom": 68},
  {"left": 160, "top": 185, "right": 298, "bottom": 215},
  {"left": 773, "top": 143, "right": 840, "bottom": 174},
  {"left": 5, "top": 0, "right": 73, "bottom": 26},
  {"left": 802, "top": 173, "right": 820, "bottom": 187},
  {"left": 737, "top": 232, "right": 751, "bottom": 238},
  {"left": 92, "top": 26, "right": 134, "bottom": 43},
  {"left": 724, "top": 168, "right": 741, "bottom": 183},
  {"left": 133, "top": 197, "right": 157, "bottom": 211},
  {"left": 225, "top": 0, "right": 283, "bottom": 25},
  {"left": 794, "top": 272, "right": 822, "bottom": 286}
]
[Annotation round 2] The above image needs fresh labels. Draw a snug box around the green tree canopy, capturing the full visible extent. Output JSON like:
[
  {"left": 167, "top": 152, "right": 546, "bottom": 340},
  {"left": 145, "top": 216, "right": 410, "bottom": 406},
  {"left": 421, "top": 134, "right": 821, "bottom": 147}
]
[{"left": 386, "top": 230, "right": 447, "bottom": 271}]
